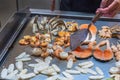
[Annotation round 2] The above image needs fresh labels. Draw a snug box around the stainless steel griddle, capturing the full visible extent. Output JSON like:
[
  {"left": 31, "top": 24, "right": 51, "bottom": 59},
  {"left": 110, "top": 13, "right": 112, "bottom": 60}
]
[{"left": 0, "top": 9, "right": 120, "bottom": 80}]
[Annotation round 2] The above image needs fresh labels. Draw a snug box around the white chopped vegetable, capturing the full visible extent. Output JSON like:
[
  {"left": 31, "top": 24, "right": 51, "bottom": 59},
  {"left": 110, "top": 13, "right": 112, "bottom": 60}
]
[
  {"left": 62, "top": 71, "right": 74, "bottom": 80},
  {"left": 89, "top": 75, "right": 104, "bottom": 80},
  {"left": 81, "top": 62, "right": 94, "bottom": 68},
  {"left": 50, "top": 72, "right": 58, "bottom": 76},
  {"left": 16, "top": 57, "right": 31, "bottom": 62},
  {"left": 16, "top": 52, "right": 26, "bottom": 59},
  {"left": 45, "top": 56, "right": 52, "bottom": 64},
  {"left": 28, "top": 64, "right": 37, "bottom": 68},
  {"left": 35, "top": 58, "right": 44, "bottom": 63},
  {"left": 60, "top": 52, "right": 68, "bottom": 59},
  {"left": 116, "top": 61, "right": 120, "bottom": 68},
  {"left": 34, "top": 68, "right": 39, "bottom": 74},
  {"left": 35, "top": 63, "right": 49, "bottom": 72},
  {"left": 8, "top": 64, "right": 14, "bottom": 73},
  {"left": 109, "top": 67, "right": 120, "bottom": 74},
  {"left": 20, "top": 73, "right": 36, "bottom": 79},
  {"left": 33, "top": 23, "right": 38, "bottom": 33},
  {"left": 1, "top": 68, "right": 8, "bottom": 78},
  {"left": 15, "top": 61, "right": 23, "bottom": 71},
  {"left": 38, "top": 23, "right": 44, "bottom": 30},
  {"left": 6, "top": 70, "right": 18, "bottom": 79},
  {"left": 24, "top": 54, "right": 30, "bottom": 58},
  {"left": 65, "top": 70, "right": 80, "bottom": 74},
  {"left": 67, "top": 59, "right": 73, "bottom": 69},
  {"left": 75, "top": 66, "right": 87, "bottom": 74},
  {"left": 95, "top": 67, "right": 104, "bottom": 75},
  {"left": 41, "top": 68, "right": 57, "bottom": 76},
  {"left": 45, "top": 75, "right": 59, "bottom": 80},
  {"left": 114, "top": 75, "right": 120, "bottom": 80},
  {"left": 19, "top": 69, "right": 28, "bottom": 75},
  {"left": 52, "top": 64, "right": 60, "bottom": 73},
  {"left": 78, "top": 61, "right": 93, "bottom": 67},
  {"left": 86, "top": 69, "right": 97, "bottom": 75}
]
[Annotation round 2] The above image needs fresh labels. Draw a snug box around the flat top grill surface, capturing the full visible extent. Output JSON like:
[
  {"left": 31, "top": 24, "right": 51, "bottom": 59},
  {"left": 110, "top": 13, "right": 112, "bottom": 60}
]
[{"left": 0, "top": 12, "right": 120, "bottom": 80}]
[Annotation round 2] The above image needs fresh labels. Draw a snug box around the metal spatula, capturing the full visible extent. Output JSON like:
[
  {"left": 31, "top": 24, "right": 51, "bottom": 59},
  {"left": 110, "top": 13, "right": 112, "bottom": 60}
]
[
  {"left": 70, "top": 13, "right": 102, "bottom": 50},
  {"left": 70, "top": 0, "right": 111, "bottom": 51}
]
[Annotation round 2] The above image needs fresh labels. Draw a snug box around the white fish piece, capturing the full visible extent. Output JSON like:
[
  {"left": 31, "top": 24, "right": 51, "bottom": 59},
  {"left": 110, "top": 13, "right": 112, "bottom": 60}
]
[
  {"left": 75, "top": 66, "right": 87, "bottom": 74},
  {"left": 81, "top": 62, "right": 94, "bottom": 68},
  {"left": 67, "top": 59, "right": 73, "bottom": 69},
  {"left": 33, "top": 23, "right": 38, "bottom": 33},
  {"left": 52, "top": 64, "right": 60, "bottom": 73},
  {"left": 116, "top": 61, "right": 120, "bottom": 68},
  {"left": 1, "top": 68, "right": 8, "bottom": 78},
  {"left": 78, "top": 61, "right": 93, "bottom": 67},
  {"left": 16, "top": 57, "right": 31, "bottom": 62},
  {"left": 62, "top": 71, "right": 74, "bottom": 80},
  {"left": 86, "top": 69, "right": 97, "bottom": 75},
  {"left": 95, "top": 67, "right": 104, "bottom": 75},
  {"left": 65, "top": 70, "right": 80, "bottom": 74},
  {"left": 6, "top": 70, "right": 18, "bottom": 79},
  {"left": 109, "top": 67, "right": 120, "bottom": 74},
  {"left": 89, "top": 75, "right": 104, "bottom": 80},
  {"left": 15, "top": 61, "right": 23, "bottom": 71},
  {"left": 8, "top": 64, "right": 14, "bottom": 73},
  {"left": 20, "top": 73, "right": 36, "bottom": 79},
  {"left": 15, "top": 52, "right": 26, "bottom": 59}
]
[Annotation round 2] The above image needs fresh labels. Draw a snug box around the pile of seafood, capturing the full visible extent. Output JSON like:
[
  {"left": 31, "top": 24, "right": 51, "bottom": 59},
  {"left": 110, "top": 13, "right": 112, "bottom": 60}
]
[
  {"left": 19, "top": 33, "right": 51, "bottom": 47},
  {"left": 111, "top": 42, "right": 120, "bottom": 61},
  {"left": 1, "top": 15, "right": 120, "bottom": 80},
  {"left": 98, "top": 25, "right": 120, "bottom": 39}
]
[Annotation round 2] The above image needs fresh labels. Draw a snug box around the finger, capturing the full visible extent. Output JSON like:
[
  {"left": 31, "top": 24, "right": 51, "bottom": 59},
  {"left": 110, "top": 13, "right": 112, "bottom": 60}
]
[
  {"left": 103, "top": 7, "right": 120, "bottom": 17},
  {"left": 100, "top": 0, "right": 107, "bottom": 8},
  {"left": 100, "top": 0, "right": 113, "bottom": 8},
  {"left": 107, "top": 0, "right": 120, "bottom": 12},
  {"left": 98, "top": 1, "right": 119, "bottom": 14}
]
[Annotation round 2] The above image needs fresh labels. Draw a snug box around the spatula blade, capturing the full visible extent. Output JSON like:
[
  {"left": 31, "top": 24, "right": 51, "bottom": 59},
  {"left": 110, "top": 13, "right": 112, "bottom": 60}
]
[{"left": 70, "top": 29, "right": 88, "bottom": 50}]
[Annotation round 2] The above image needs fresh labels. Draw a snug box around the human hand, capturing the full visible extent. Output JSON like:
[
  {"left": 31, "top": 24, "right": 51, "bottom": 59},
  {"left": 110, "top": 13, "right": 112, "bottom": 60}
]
[{"left": 96, "top": 0, "right": 120, "bottom": 17}]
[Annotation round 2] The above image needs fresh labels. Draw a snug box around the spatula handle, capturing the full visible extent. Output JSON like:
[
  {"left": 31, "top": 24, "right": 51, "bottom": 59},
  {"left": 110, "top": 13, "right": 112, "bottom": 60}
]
[{"left": 90, "top": 0, "right": 111, "bottom": 26}]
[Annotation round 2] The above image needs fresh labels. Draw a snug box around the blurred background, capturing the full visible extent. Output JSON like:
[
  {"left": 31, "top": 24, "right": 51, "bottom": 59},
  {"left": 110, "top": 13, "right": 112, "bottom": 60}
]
[{"left": 0, "top": 0, "right": 60, "bottom": 27}]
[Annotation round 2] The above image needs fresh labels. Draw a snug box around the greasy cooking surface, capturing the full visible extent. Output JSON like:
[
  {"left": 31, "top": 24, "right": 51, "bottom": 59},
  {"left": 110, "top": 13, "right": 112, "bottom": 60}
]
[{"left": 0, "top": 14, "right": 120, "bottom": 80}]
